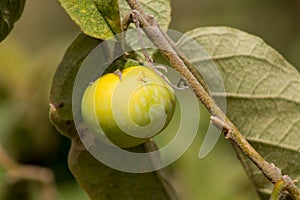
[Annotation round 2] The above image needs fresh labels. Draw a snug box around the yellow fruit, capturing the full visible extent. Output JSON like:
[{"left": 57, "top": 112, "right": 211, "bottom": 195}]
[{"left": 81, "top": 66, "right": 176, "bottom": 148}]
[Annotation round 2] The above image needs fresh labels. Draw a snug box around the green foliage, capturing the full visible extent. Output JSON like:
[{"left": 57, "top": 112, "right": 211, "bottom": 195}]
[
  {"left": 49, "top": 33, "right": 178, "bottom": 200},
  {"left": 68, "top": 142, "right": 177, "bottom": 200},
  {"left": 50, "top": 1, "right": 300, "bottom": 199},
  {"left": 50, "top": 1, "right": 176, "bottom": 199},
  {"left": 49, "top": 33, "right": 100, "bottom": 138},
  {"left": 0, "top": 0, "right": 25, "bottom": 42},
  {"left": 57, "top": 0, "right": 171, "bottom": 39},
  {"left": 1, "top": 0, "right": 299, "bottom": 199},
  {"left": 93, "top": 0, "right": 122, "bottom": 34},
  {"left": 177, "top": 26, "right": 300, "bottom": 199},
  {"left": 56, "top": 0, "right": 120, "bottom": 39}
]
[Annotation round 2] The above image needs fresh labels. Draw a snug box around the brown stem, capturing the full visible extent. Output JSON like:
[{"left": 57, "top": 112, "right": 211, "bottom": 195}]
[
  {"left": 125, "top": 0, "right": 300, "bottom": 199},
  {"left": 0, "top": 145, "right": 56, "bottom": 200},
  {"left": 159, "top": 27, "right": 210, "bottom": 94},
  {"left": 121, "top": 13, "right": 133, "bottom": 32},
  {"left": 282, "top": 176, "right": 300, "bottom": 200},
  {"left": 126, "top": 0, "right": 146, "bottom": 16}
]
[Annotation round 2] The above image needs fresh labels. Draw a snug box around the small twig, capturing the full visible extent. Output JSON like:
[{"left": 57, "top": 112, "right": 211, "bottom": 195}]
[
  {"left": 125, "top": 0, "right": 300, "bottom": 199},
  {"left": 127, "top": 0, "right": 209, "bottom": 94},
  {"left": 282, "top": 176, "right": 300, "bottom": 200},
  {"left": 122, "top": 13, "right": 133, "bottom": 31},
  {"left": 177, "top": 78, "right": 188, "bottom": 88},
  {"left": 114, "top": 12, "right": 136, "bottom": 65},
  {"left": 126, "top": 0, "right": 146, "bottom": 16},
  {"left": 270, "top": 178, "right": 286, "bottom": 200},
  {"left": 158, "top": 25, "right": 210, "bottom": 94},
  {"left": 210, "top": 116, "right": 232, "bottom": 138},
  {"left": 131, "top": 10, "right": 153, "bottom": 64},
  {"left": 130, "top": 10, "right": 187, "bottom": 90},
  {"left": 269, "top": 176, "right": 300, "bottom": 200},
  {"left": 211, "top": 116, "right": 300, "bottom": 200},
  {"left": 0, "top": 145, "right": 56, "bottom": 200},
  {"left": 114, "top": 69, "right": 123, "bottom": 80}
]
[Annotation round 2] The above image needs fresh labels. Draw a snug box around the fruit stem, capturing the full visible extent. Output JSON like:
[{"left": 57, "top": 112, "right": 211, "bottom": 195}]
[{"left": 114, "top": 69, "right": 123, "bottom": 80}]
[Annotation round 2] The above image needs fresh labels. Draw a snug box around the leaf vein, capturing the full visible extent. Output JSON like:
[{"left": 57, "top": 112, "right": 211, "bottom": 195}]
[
  {"left": 189, "top": 54, "right": 291, "bottom": 74},
  {"left": 248, "top": 137, "right": 299, "bottom": 152},
  {"left": 212, "top": 92, "right": 300, "bottom": 105}
]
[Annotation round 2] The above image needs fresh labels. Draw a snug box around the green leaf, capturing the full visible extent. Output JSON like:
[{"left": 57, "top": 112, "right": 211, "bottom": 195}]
[
  {"left": 49, "top": 34, "right": 178, "bottom": 200},
  {"left": 57, "top": 0, "right": 121, "bottom": 39},
  {"left": 57, "top": 0, "right": 171, "bottom": 40},
  {"left": 177, "top": 26, "right": 300, "bottom": 199},
  {"left": 92, "top": 0, "right": 121, "bottom": 34},
  {"left": 68, "top": 141, "right": 178, "bottom": 200},
  {"left": 49, "top": 33, "right": 100, "bottom": 139},
  {"left": 0, "top": 0, "right": 26, "bottom": 42},
  {"left": 119, "top": 0, "right": 171, "bottom": 29}
]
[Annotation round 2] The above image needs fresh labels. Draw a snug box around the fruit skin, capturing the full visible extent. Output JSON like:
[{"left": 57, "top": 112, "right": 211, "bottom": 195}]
[{"left": 81, "top": 66, "right": 176, "bottom": 148}]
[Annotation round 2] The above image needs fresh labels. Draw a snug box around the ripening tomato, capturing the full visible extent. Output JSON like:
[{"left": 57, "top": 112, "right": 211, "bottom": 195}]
[{"left": 81, "top": 66, "right": 176, "bottom": 148}]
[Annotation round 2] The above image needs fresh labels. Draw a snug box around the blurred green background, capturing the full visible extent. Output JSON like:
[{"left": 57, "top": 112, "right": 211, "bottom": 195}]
[{"left": 0, "top": 0, "right": 299, "bottom": 199}]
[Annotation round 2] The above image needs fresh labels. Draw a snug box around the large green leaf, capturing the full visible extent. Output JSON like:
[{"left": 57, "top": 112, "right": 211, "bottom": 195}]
[
  {"left": 49, "top": 34, "right": 178, "bottom": 200},
  {"left": 57, "top": 0, "right": 171, "bottom": 40},
  {"left": 0, "top": 0, "right": 26, "bottom": 42},
  {"left": 68, "top": 142, "right": 177, "bottom": 200},
  {"left": 57, "top": 0, "right": 121, "bottom": 39},
  {"left": 93, "top": 0, "right": 122, "bottom": 34},
  {"left": 49, "top": 33, "right": 100, "bottom": 139},
  {"left": 176, "top": 27, "right": 300, "bottom": 199}
]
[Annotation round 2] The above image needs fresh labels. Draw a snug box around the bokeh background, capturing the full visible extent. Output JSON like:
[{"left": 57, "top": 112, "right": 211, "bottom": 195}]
[{"left": 0, "top": 0, "right": 299, "bottom": 199}]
